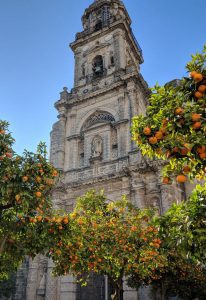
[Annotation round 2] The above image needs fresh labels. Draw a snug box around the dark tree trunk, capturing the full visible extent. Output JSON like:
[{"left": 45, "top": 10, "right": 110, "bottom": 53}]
[{"left": 110, "top": 278, "right": 123, "bottom": 300}]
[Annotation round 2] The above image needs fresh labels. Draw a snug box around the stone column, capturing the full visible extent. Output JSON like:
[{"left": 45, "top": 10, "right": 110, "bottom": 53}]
[
  {"left": 26, "top": 257, "right": 40, "bottom": 300},
  {"left": 123, "top": 277, "right": 138, "bottom": 300},
  {"left": 45, "top": 259, "right": 58, "bottom": 300},
  {"left": 59, "top": 275, "right": 77, "bottom": 300}
]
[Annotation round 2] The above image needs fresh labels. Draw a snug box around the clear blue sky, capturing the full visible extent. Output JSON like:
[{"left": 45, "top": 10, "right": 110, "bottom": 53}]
[{"left": 0, "top": 0, "right": 205, "bottom": 154}]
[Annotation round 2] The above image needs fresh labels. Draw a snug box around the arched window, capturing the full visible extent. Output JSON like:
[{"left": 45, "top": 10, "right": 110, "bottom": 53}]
[
  {"left": 81, "top": 111, "right": 115, "bottom": 132},
  {"left": 92, "top": 55, "right": 104, "bottom": 77}
]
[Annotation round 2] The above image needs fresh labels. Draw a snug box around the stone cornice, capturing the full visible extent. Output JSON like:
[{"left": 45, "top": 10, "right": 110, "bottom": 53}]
[{"left": 70, "top": 20, "right": 143, "bottom": 64}]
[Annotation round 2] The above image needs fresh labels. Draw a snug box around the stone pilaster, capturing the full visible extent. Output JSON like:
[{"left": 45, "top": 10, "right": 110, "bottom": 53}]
[
  {"left": 45, "top": 259, "right": 58, "bottom": 300},
  {"left": 123, "top": 277, "right": 138, "bottom": 300},
  {"left": 59, "top": 275, "right": 77, "bottom": 300},
  {"left": 74, "top": 50, "right": 81, "bottom": 87},
  {"left": 26, "top": 257, "right": 40, "bottom": 300},
  {"left": 50, "top": 114, "right": 66, "bottom": 170}
]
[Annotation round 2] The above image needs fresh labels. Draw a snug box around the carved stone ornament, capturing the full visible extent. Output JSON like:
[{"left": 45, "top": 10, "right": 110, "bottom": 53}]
[{"left": 91, "top": 136, "right": 103, "bottom": 158}]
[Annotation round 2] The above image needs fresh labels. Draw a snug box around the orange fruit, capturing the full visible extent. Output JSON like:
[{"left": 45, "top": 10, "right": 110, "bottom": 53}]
[
  {"left": 63, "top": 217, "right": 69, "bottom": 224},
  {"left": 52, "top": 170, "right": 58, "bottom": 177},
  {"left": 172, "top": 147, "right": 179, "bottom": 153},
  {"left": 194, "top": 91, "right": 203, "bottom": 99},
  {"left": 182, "top": 166, "right": 191, "bottom": 173},
  {"left": 143, "top": 127, "right": 151, "bottom": 135},
  {"left": 35, "top": 191, "right": 42, "bottom": 198},
  {"left": 176, "top": 174, "right": 187, "bottom": 183},
  {"left": 193, "top": 73, "right": 203, "bottom": 82},
  {"left": 162, "top": 177, "right": 170, "bottom": 184},
  {"left": 22, "top": 176, "right": 28, "bottom": 182},
  {"left": 191, "top": 113, "right": 201, "bottom": 122},
  {"left": 58, "top": 225, "right": 63, "bottom": 230},
  {"left": 0, "top": 130, "right": 5, "bottom": 134},
  {"left": 155, "top": 131, "right": 163, "bottom": 140},
  {"left": 149, "top": 137, "right": 158, "bottom": 144},
  {"left": 36, "top": 215, "right": 43, "bottom": 222},
  {"left": 198, "top": 85, "right": 206, "bottom": 93},
  {"left": 197, "top": 146, "right": 206, "bottom": 154},
  {"left": 131, "top": 226, "right": 137, "bottom": 232},
  {"left": 190, "top": 71, "right": 197, "bottom": 78},
  {"left": 180, "top": 148, "right": 189, "bottom": 156},
  {"left": 15, "top": 195, "right": 21, "bottom": 201},
  {"left": 199, "top": 152, "right": 206, "bottom": 159},
  {"left": 175, "top": 108, "right": 184, "bottom": 115},
  {"left": 192, "top": 122, "right": 201, "bottom": 129}
]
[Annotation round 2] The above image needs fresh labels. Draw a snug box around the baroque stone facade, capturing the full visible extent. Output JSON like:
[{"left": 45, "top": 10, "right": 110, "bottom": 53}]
[{"left": 11, "top": 1, "right": 190, "bottom": 300}]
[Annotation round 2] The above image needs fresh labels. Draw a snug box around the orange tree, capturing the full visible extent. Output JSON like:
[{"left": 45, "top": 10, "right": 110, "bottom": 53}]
[
  {"left": 132, "top": 46, "right": 206, "bottom": 299},
  {"left": 46, "top": 190, "right": 166, "bottom": 300},
  {"left": 0, "top": 120, "right": 58, "bottom": 280},
  {"left": 131, "top": 46, "right": 206, "bottom": 264},
  {"left": 128, "top": 251, "right": 206, "bottom": 300},
  {"left": 132, "top": 45, "right": 206, "bottom": 183}
]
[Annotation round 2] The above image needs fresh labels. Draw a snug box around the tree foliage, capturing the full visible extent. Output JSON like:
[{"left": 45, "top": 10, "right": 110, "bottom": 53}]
[
  {"left": 47, "top": 190, "right": 166, "bottom": 300},
  {"left": 132, "top": 45, "right": 206, "bottom": 183},
  {"left": 0, "top": 121, "right": 58, "bottom": 280}
]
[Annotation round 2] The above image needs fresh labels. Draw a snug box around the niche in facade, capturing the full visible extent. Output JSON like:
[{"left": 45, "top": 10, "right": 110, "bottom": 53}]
[{"left": 92, "top": 55, "right": 104, "bottom": 77}]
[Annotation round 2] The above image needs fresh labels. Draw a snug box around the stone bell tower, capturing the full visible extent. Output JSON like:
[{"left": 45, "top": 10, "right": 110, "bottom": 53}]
[{"left": 24, "top": 1, "right": 181, "bottom": 300}]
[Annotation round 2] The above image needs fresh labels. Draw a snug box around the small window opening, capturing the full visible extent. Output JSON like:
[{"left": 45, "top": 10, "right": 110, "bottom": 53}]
[
  {"left": 94, "top": 20, "right": 102, "bottom": 32},
  {"left": 111, "top": 56, "right": 115, "bottom": 65},
  {"left": 92, "top": 55, "right": 104, "bottom": 77}
]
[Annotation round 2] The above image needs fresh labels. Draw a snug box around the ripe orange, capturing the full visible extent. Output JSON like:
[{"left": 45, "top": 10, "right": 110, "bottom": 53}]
[
  {"left": 36, "top": 215, "right": 43, "bottom": 222},
  {"left": 63, "top": 217, "right": 69, "bottom": 224},
  {"left": 5, "top": 152, "right": 12, "bottom": 158},
  {"left": 176, "top": 174, "right": 187, "bottom": 183},
  {"left": 198, "top": 85, "right": 206, "bottom": 93},
  {"left": 172, "top": 147, "right": 179, "bottom": 153},
  {"left": 182, "top": 166, "right": 191, "bottom": 173},
  {"left": 149, "top": 137, "right": 158, "bottom": 144},
  {"left": 143, "top": 127, "right": 151, "bottom": 135},
  {"left": 192, "top": 122, "right": 201, "bottom": 129},
  {"left": 22, "top": 176, "right": 28, "bottom": 182},
  {"left": 180, "top": 148, "right": 189, "bottom": 156},
  {"left": 190, "top": 71, "right": 197, "bottom": 78},
  {"left": 197, "top": 146, "right": 206, "bottom": 154},
  {"left": 193, "top": 73, "right": 203, "bottom": 82},
  {"left": 162, "top": 177, "right": 170, "bottom": 184},
  {"left": 175, "top": 107, "right": 184, "bottom": 115},
  {"left": 155, "top": 131, "right": 163, "bottom": 140},
  {"left": 0, "top": 130, "right": 5, "bottom": 134},
  {"left": 191, "top": 113, "right": 201, "bottom": 122},
  {"left": 194, "top": 91, "right": 203, "bottom": 99},
  {"left": 199, "top": 152, "right": 206, "bottom": 159},
  {"left": 58, "top": 225, "right": 63, "bottom": 230},
  {"left": 131, "top": 226, "right": 137, "bottom": 232},
  {"left": 35, "top": 191, "right": 42, "bottom": 198},
  {"left": 52, "top": 170, "right": 58, "bottom": 177},
  {"left": 15, "top": 195, "right": 21, "bottom": 201}
]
